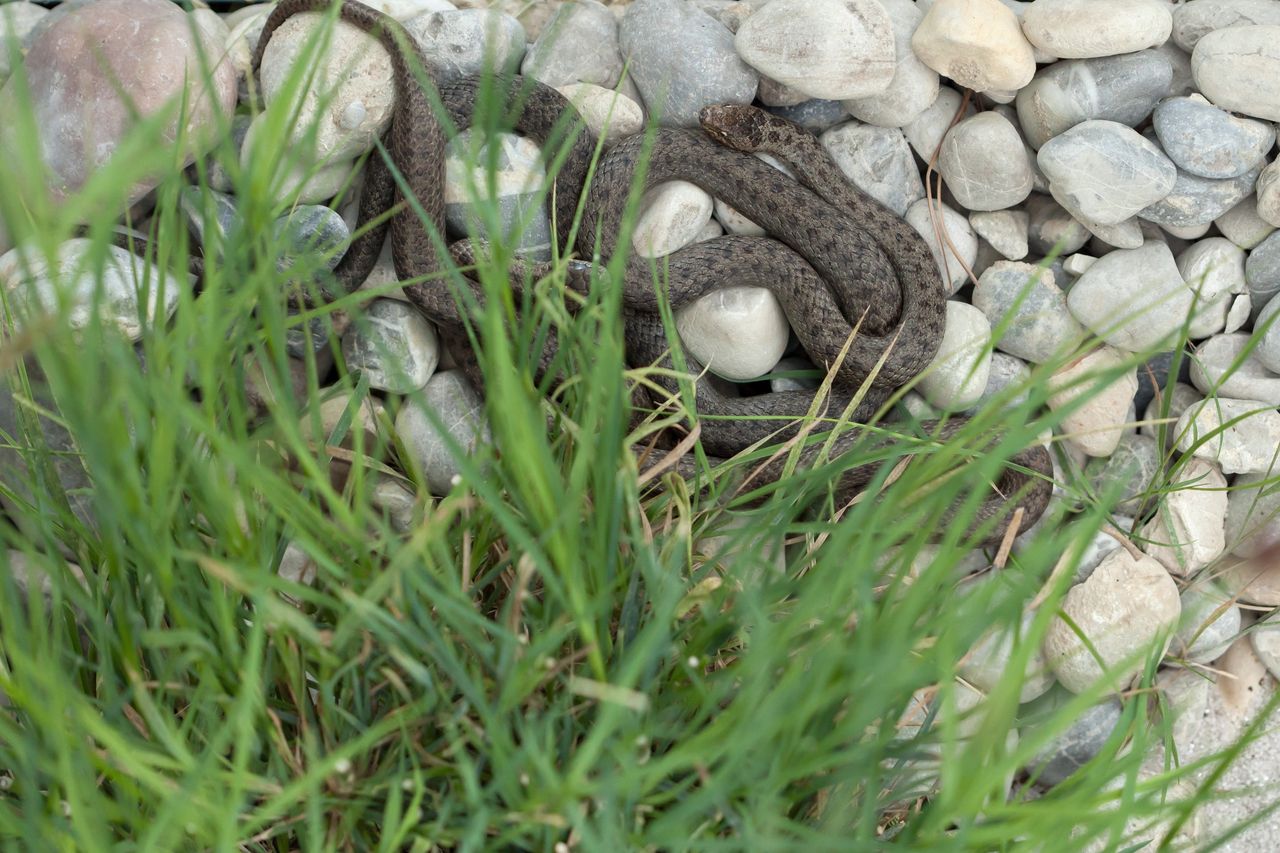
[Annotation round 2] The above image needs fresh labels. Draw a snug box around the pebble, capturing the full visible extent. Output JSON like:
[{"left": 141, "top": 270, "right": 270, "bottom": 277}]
[
  {"left": 1177, "top": 237, "right": 1250, "bottom": 339},
  {"left": 1192, "top": 25, "right": 1280, "bottom": 122},
  {"left": 340, "top": 298, "right": 440, "bottom": 394},
  {"left": 1215, "top": 195, "right": 1276, "bottom": 250},
  {"left": 405, "top": 8, "right": 526, "bottom": 83},
  {"left": 1025, "top": 195, "right": 1089, "bottom": 257},
  {"left": 1153, "top": 95, "right": 1274, "bottom": 181},
  {"left": 1252, "top": 612, "right": 1280, "bottom": 681},
  {"left": 841, "top": 0, "right": 938, "bottom": 129},
  {"left": 0, "top": 239, "right": 188, "bottom": 342},
  {"left": 734, "top": 0, "right": 894, "bottom": 101},
  {"left": 273, "top": 205, "right": 352, "bottom": 290},
  {"left": 395, "top": 370, "right": 490, "bottom": 495},
  {"left": 1173, "top": 0, "right": 1280, "bottom": 52},
  {"left": 1174, "top": 582, "right": 1242, "bottom": 664},
  {"left": 180, "top": 186, "right": 243, "bottom": 261},
  {"left": 1020, "top": 0, "right": 1174, "bottom": 60},
  {"left": 1085, "top": 433, "right": 1161, "bottom": 514},
  {"left": 1226, "top": 470, "right": 1280, "bottom": 558},
  {"left": 0, "top": 0, "right": 237, "bottom": 205},
  {"left": 556, "top": 83, "right": 644, "bottom": 144},
  {"left": 1245, "top": 228, "right": 1280, "bottom": 312},
  {"left": 1176, "top": 396, "right": 1280, "bottom": 475},
  {"left": 755, "top": 74, "right": 809, "bottom": 108},
  {"left": 633, "top": 181, "right": 714, "bottom": 258},
  {"left": 1142, "top": 381, "right": 1203, "bottom": 439},
  {"left": 1190, "top": 332, "right": 1280, "bottom": 405},
  {"left": 904, "top": 198, "right": 978, "bottom": 294},
  {"left": 241, "top": 114, "right": 360, "bottom": 207},
  {"left": 767, "top": 356, "right": 820, "bottom": 392},
  {"left": 1037, "top": 121, "right": 1177, "bottom": 227},
  {"left": 820, "top": 123, "right": 923, "bottom": 217},
  {"left": 1067, "top": 241, "right": 1193, "bottom": 353},
  {"left": 619, "top": 0, "right": 758, "bottom": 127},
  {"left": 1140, "top": 457, "right": 1228, "bottom": 576},
  {"left": 960, "top": 608, "right": 1055, "bottom": 702},
  {"left": 1255, "top": 160, "right": 1280, "bottom": 229},
  {"left": 444, "top": 131, "right": 551, "bottom": 261},
  {"left": 1047, "top": 346, "right": 1138, "bottom": 457},
  {"left": 675, "top": 287, "right": 789, "bottom": 381},
  {"left": 1014, "top": 50, "right": 1173, "bottom": 151},
  {"left": 1221, "top": 553, "right": 1280, "bottom": 606},
  {"left": 909, "top": 0, "right": 1036, "bottom": 93},
  {"left": 1043, "top": 548, "right": 1181, "bottom": 694},
  {"left": 768, "top": 98, "right": 850, "bottom": 133},
  {"left": 964, "top": 351, "right": 1032, "bottom": 413},
  {"left": 969, "top": 210, "right": 1029, "bottom": 261},
  {"left": 973, "top": 261, "right": 1085, "bottom": 363},
  {"left": 915, "top": 301, "right": 992, "bottom": 410},
  {"left": 903, "top": 86, "right": 972, "bottom": 163},
  {"left": 1257, "top": 297, "right": 1280, "bottom": 373},
  {"left": 301, "top": 391, "right": 388, "bottom": 453},
  {"left": 0, "top": 2, "right": 46, "bottom": 79},
  {"left": 371, "top": 475, "right": 420, "bottom": 534},
  {"left": 1141, "top": 162, "right": 1263, "bottom": 230},
  {"left": 937, "top": 112, "right": 1033, "bottom": 212},
  {"left": 520, "top": 0, "right": 621, "bottom": 88},
  {"left": 1022, "top": 689, "right": 1123, "bottom": 786}
]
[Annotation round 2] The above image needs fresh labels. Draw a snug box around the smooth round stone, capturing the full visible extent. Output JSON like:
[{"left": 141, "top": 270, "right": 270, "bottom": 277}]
[
  {"left": 905, "top": 198, "right": 978, "bottom": 293},
  {"left": 1156, "top": 39, "right": 1197, "bottom": 98},
  {"left": 963, "top": 351, "right": 1032, "bottom": 414},
  {"left": 917, "top": 301, "right": 992, "bottom": 410},
  {"left": 1, "top": 0, "right": 236, "bottom": 204},
  {"left": 766, "top": 98, "right": 849, "bottom": 132},
  {"left": 1192, "top": 25, "right": 1280, "bottom": 122},
  {"left": 556, "top": 83, "right": 643, "bottom": 144},
  {"left": 0, "top": 3, "right": 46, "bottom": 79},
  {"left": 1067, "top": 241, "right": 1193, "bottom": 353},
  {"left": 1078, "top": 216, "right": 1145, "bottom": 251},
  {"left": 1246, "top": 228, "right": 1280, "bottom": 312},
  {"left": 1177, "top": 237, "right": 1249, "bottom": 339},
  {"left": 207, "top": 113, "right": 253, "bottom": 194},
  {"left": 996, "top": 0, "right": 1056, "bottom": 62},
  {"left": 960, "top": 608, "right": 1055, "bottom": 703},
  {"left": 1021, "top": 0, "right": 1173, "bottom": 60},
  {"left": 820, "top": 123, "right": 923, "bottom": 217},
  {"left": 1190, "top": 332, "right": 1280, "bottom": 405},
  {"left": 1085, "top": 433, "right": 1160, "bottom": 514},
  {"left": 1014, "top": 50, "right": 1173, "bottom": 151},
  {"left": 1174, "top": 581, "right": 1241, "bottom": 664},
  {"left": 974, "top": 261, "right": 1085, "bottom": 363},
  {"left": 1257, "top": 297, "right": 1280, "bottom": 373},
  {"left": 969, "top": 210, "right": 1029, "bottom": 261},
  {"left": 180, "top": 186, "right": 242, "bottom": 259},
  {"left": 1255, "top": 160, "right": 1280, "bottom": 228},
  {"left": 734, "top": 0, "right": 893, "bottom": 101},
  {"left": 1141, "top": 457, "right": 1228, "bottom": 576},
  {"left": 364, "top": 0, "right": 457, "bottom": 17},
  {"left": 445, "top": 131, "right": 551, "bottom": 261},
  {"left": 405, "top": 9, "right": 525, "bottom": 82},
  {"left": 300, "top": 391, "right": 388, "bottom": 452},
  {"left": 910, "top": 0, "right": 1035, "bottom": 93},
  {"left": 0, "top": 239, "right": 187, "bottom": 341},
  {"left": 767, "top": 356, "right": 820, "bottom": 392},
  {"left": 675, "top": 286, "right": 789, "bottom": 381},
  {"left": 1176, "top": 396, "right": 1280, "bottom": 475},
  {"left": 755, "top": 74, "right": 809, "bottom": 108},
  {"left": 619, "top": 0, "right": 758, "bottom": 128},
  {"left": 370, "top": 475, "right": 419, "bottom": 534},
  {"left": 633, "top": 181, "right": 714, "bottom": 258},
  {"left": 1037, "top": 121, "right": 1177, "bottom": 227},
  {"left": 841, "top": 0, "right": 938, "bottom": 128},
  {"left": 520, "top": 0, "right": 620, "bottom": 88},
  {"left": 1142, "top": 381, "right": 1203, "bottom": 439},
  {"left": 903, "top": 86, "right": 972, "bottom": 162},
  {"left": 1022, "top": 689, "right": 1123, "bottom": 786},
  {"left": 1252, "top": 611, "right": 1280, "bottom": 679},
  {"left": 1141, "top": 162, "right": 1262, "bottom": 230},
  {"left": 240, "top": 115, "right": 359, "bottom": 206},
  {"left": 1047, "top": 346, "right": 1138, "bottom": 457},
  {"left": 1043, "top": 548, "right": 1180, "bottom": 694},
  {"left": 341, "top": 298, "right": 440, "bottom": 394},
  {"left": 1227, "top": 470, "right": 1280, "bottom": 558},
  {"left": 1216, "top": 194, "right": 1276, "bottom": 250},
  {"left": 937, "top": 112, "right": 1033, "bottom": 212},
  {"left": 395, "top": 370, "right": 489, "bottom": 496},
  {"left": 1153, "top": 95, "right": 1274, "bottom": 180},
  {"left": 1025, "top": 195, "right": 1088, "bottom": 256},
  {"left": 273, "top": 205, "right": 351, "bottom": 283},
  {"left": 1174, "top": 0, "right": 1280, "bottom": 51}
]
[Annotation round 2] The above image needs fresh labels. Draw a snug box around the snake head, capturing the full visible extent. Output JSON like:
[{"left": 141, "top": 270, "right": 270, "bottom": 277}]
[{"left": 698, "top": 103, "right": 772, "bottom": 153}]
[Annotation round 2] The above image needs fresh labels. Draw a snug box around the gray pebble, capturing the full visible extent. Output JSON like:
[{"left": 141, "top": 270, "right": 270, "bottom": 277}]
[
  {"left": 1257, "top": 297, "right": 1280, "bottom": 373},
  {"left": 1085, "top": 433, "right": 1161, "bottom": 515},
  {"left": 1037, "top": 120, "right": 1177, "bottom": 227},
  {"left": 180, "top": 186, "right": 242, "bottom": 261},
  {"left": 395, "top": 369, "right": 491, "bottom": 495},
  {"left": 1138, "top": 163, "right": 1261, "bottom": 229},
  {"left": 1015, "top": 50, "right": 1172, "bottom": 150},
  {"left": 207, "top": 113, "right": 253, "bottom": 194},
  {"left": 1245, "top": 229, "right": 1280, "bottom": 317},
  {"left": 963, "top": 351, "right": 1031, "bottom": 414},
  {"left": 1191, "top": 25, "right": 1280, "bottom": 122},
  {"left": 1026, "top": 195, "right": 1089, "bottom": 257},
  {"left": 1175, "top": 581, "right": 1241, "bottom": 663},
  {"left": 819, "top": 122, "right": 923, "bottom": 216},
  {"left": 341, "top": 298, "right": 440, "bottom": 394},
  {"left": 1173, "top": 0, "right": 1280, "bottom": 52},
  {"left": 1023, "top": 687, "right": 1123, "bottom": 788},
  {"left": 1225, "top": 470, "right": 1280, "bottom": 558},
  {"left": 1133, "top": 349, "right": 1193, "bottom": 416},
  {"left": 1153, "top": 95, "right": 1275, "bottom": 180},
  {"left": 1067, "top": 241, "right": 1193, "bottom": 353},
  {"left": 767, "top": 356, "right": 820, "bottom": 392},
  {"left": 1215, "top": 194, "right": 1276, "bottom": 250},
  {"left": 406, "top": 9, "right": 527, "bottom": 83},
  {"left": 973, "top": 260, "right": 1084, "bottom": 363},
  {"left": 1190, "top": 332, "right": 1280, "bottom": 405},
  {"left": 1177, "top": 237, "right": 1250, "bottom": 339},
  {"left": 842, "top": 0, "right": 938, "bottom": 129},
  {"left": 619, "top": 0, "right": 758, "bottom": 127},
  {"left": 969, "top": 209, "right": 1029, "bottom": 261},
  {"left": 937, "top": 111, "right": 1033, "bottom": 211},
  {"left": 1254, "top": 158, "right": 1280, "bottom": 228},
  {"left": 273, "top": 205, "right": 351, "bottom": 298},
  {"left": 1142, "top": 381, "right": 1203, "bottom": 440},
  {"left": 903, "top": 85, "right": 972, "bottom": 163},
  {"left": 766, "top": 98, "right": 849, "bottom": 132},
  {"left": 520, "top": 0, "right": 621, "bottom": 88},
  {"left": 1154, "top": 40, "right": 1196, "bottom": 98},
  {"left": 444, "top": 131, "right": 552, "bottom": 261}
]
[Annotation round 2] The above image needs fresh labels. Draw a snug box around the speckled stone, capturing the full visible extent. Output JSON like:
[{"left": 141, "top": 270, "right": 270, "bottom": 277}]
[
  {"left": 1141, "top": 457, "right": 1228, "bottom": 576},
  {"left": 1037, "top": 121, "right": 1178, "bottom": 226},
  {"left": 1255, "top": 160, "right": 1280, "bottom": 229},
  {"left": 973, "top": 261, "right": 1084, "bottom": 363},
  {"left": 1153, "top": 95, "right": 1275, "bottom": 180},
  {"left": 1245, "top": 229, "right": 1280, "bottom": 314},
  {"left": 1177, "top": 237, "right": 1250, "bottom": 339},
  {"left": 1022, "top": 689, "right": 1123, "bottom": 786},
  {"left": 520, "top": 0, "right": 621, "bottom": 88},
  {"left": 405, "top": 8, "right": 526, "bottom": 82},
  {"left": 444, "top": 131, "right": 551, "bottom": 261},
  {"left": 1176, "top": 396, "right": 1280, "bottom": 475},
  {"left": 395, "top": 369, "right": 490, "bottom": 495},
  {"left": 910, "top": 0, "right": 1036, "bottom": 93},
  {"left": 821, "top": 123, "right": 924, "bottom": 217},
  {"left": 1085, "top": 433, "right": 1161, "bottom": 515},
  {"left": 341, "top": 298, "right": 439, "bottom": 394},
  {"left": 1025, "top": 195, "right": 1089, "bottom": 256}
]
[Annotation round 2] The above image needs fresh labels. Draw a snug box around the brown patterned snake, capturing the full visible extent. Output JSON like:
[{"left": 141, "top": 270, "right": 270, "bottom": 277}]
[{"left": 252, "top": 0, "right": 1053, "bottom": 544}]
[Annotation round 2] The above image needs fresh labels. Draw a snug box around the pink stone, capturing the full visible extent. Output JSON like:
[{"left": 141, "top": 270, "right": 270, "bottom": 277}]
[{"left": 0, "top": 0, "right": 237, "bottom": 205}]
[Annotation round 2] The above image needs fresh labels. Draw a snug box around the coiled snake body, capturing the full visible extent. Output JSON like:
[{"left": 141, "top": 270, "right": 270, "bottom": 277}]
[{"left": 253, "top": 0, "right": 1053, "bottom": 544}]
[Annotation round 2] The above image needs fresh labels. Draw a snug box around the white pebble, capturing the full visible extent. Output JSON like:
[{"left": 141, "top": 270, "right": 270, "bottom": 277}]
[
  {"left": 1047, "top": 347, "right": 1138, "bottom": 457},
  {"left": 1140, "top": 458, "right": 1228, "bottom": 576},
  {"left": 632, "top": 181, "right": 714, "bottom": 258},
  {"left": 1176, "top": 397, "right": 1280, "bottom": 475},
  {"left": 904, "top": 198, "right": 978, "bottom": 294},
  {"left": 917, "top": 301, "right": 992, "bottom": 410},
  {"left": 676, "top": 287, "right": 790, "bottom": 381}
]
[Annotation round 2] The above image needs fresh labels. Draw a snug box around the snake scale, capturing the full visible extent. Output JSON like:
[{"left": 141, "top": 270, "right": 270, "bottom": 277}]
[{"left": 251, "top": 0, "right": 1053, "bottom": 545}]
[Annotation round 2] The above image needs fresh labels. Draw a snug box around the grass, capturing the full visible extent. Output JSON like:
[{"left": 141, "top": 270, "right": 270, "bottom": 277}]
[{"left": 0, "top": 3, "right": 1278, "bottom": 849}]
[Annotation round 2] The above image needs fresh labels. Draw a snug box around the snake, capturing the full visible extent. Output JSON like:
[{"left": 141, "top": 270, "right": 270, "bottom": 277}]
[{"left": 249, "top": 0, "right": 1053, "bottom": 545}]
